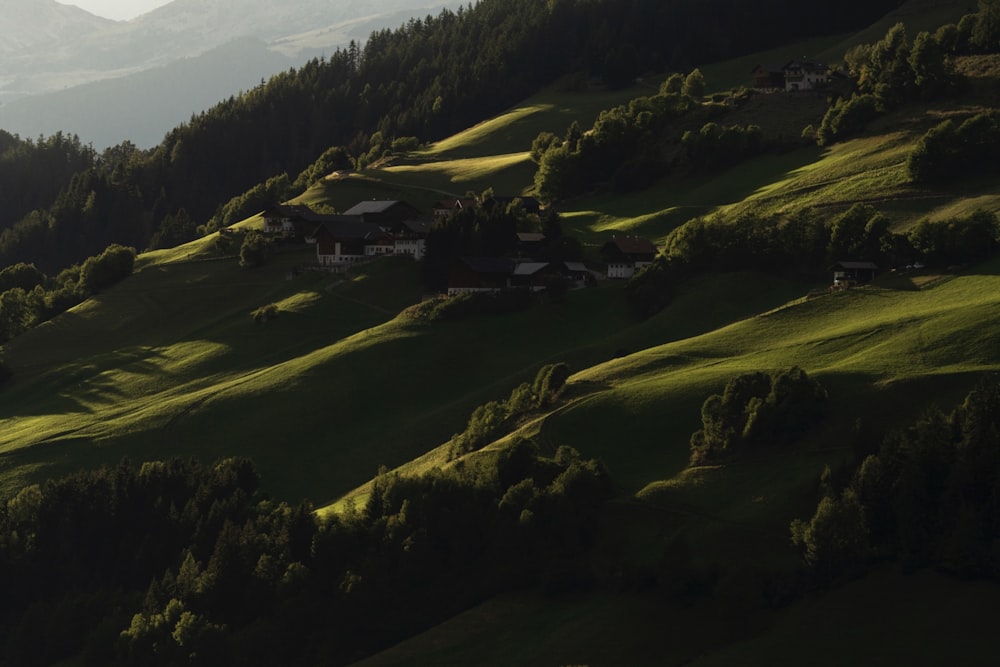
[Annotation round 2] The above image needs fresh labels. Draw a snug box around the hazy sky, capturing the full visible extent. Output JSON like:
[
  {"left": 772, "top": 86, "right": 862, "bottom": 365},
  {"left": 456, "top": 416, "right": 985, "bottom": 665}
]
[{"left": 58, "top": 0, "right": 173, "bottom": 21}]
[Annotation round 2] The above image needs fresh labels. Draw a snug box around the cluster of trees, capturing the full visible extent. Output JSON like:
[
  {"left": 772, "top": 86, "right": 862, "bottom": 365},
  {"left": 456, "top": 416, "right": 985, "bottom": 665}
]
[
  {"left": 909, "top": 209, "right": 999, "bottom": 266},
  {"left": 819, "top": 22, "right": 961, "bottom": 144},
  {"left": 447, "top": 363, "right": 572, "bottom": 459},
  {"left": 238, "top": 230, "right": 274, "bottom": 269},
  {"left": 404, "top": 288, "right": 535, "bottom": 322},
  {"left": 625, "top": 204, "right": 999, "bottom": 318},
  {"left": 792, "top": 376, "right": 1000, "bottom": 581},
  {"left": 0, "top": 245, "right": 135, "bottom": 344},
  {"left": 0, "top": 0, "right": 905, "bottom": 276},
  {"left": 819, "top": 1, "right": 1000, "bottom": 146},
  {"left": 907, "top": 110, "right": 1000, "bottom": 183},
  {"left": 0, "top": 442, "right": 611, "bottom": 665},
  {"left": 532, "top": 77, "right": 771, "bottom": 202},
  {"left": 679, "top": 121, "right": 764, "bottom": 174},
  {"left": 690, "top": 367, "right": 828, "bottom": 465}
]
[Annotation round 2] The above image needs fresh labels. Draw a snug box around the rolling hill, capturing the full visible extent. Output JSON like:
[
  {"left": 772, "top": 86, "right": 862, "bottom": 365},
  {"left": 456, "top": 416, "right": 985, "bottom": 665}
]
[{"left": 1, "top": 0, "right": 999, "bottom": 663}]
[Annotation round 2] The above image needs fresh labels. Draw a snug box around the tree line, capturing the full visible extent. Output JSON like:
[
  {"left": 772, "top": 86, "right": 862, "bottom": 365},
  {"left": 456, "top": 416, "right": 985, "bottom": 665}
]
[
  {"left": 625, "top": 204, "right": 999, "bottom": 318},
  {"left": 0, "top": 443, "right": 611, "bottom": 665},
  {"left": 0, "top": 245, "right": 135, "bottom": 345}
]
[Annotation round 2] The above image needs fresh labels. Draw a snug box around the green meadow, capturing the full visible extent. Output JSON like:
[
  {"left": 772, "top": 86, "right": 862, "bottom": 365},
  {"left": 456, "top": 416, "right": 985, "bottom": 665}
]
[{"left": 4, "top": 28, "right": 1000, "bottom": 507}]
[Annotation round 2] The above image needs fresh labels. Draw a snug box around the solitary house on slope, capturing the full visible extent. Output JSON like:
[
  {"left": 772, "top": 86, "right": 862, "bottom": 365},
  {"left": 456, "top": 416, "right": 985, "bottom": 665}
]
[{"left": 831, "top": 261, "right": 878, "bottom": 287}]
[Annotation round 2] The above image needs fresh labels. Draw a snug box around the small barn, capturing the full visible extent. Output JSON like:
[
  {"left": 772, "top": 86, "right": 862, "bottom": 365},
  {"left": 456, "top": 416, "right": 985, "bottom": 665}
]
[{"left": 831, "top": 261, "right": 878, "bottom": 287}]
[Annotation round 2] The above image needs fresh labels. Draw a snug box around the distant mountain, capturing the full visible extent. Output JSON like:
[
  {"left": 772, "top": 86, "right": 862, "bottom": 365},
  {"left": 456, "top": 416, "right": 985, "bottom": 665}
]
[
  {"left": 0, "top": 0, "right": 112, "bottom": 55},
  {"left": 0, "top": 38, "right": 295, "bottom": 150},
  {"left": 0, "top": 0, "right": 448, "bottom": 147}
]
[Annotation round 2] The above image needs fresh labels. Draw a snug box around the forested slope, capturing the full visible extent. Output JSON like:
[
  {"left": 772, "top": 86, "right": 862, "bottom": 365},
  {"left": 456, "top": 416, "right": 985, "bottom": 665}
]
[{"left": 0, "top": 0, "right": 907, "bottom": 273}]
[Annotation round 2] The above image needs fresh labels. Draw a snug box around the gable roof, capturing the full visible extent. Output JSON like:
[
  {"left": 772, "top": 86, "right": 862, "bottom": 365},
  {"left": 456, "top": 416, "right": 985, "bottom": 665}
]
[
  {"left": 512, "top": 262, "right": 551, "bottom": 277},
  {"left": 343, "top": 200, "right": 422, "bottom": 219},
  {"left": 343, "top": 200, "right": 403, "bottom": 215},
  {"left": 602, "top": 236, "right": 658, "bottom": 257},
  {"left": 831, "top": 261, "right": 879, "bottom": 271},
  {"left": 783, "top": 58, "right": 827, "bottom": 73}
]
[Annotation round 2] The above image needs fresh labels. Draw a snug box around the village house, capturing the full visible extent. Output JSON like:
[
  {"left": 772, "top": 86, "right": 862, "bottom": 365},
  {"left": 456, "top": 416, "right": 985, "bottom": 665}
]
[
  {"left": 783, "top": 59, "right": 829, "bottom": 91},
  {"left": 311, "top": 217, "right": 389, "bottom": 267},
  {"left": 447, "top": 258, "right": 595, "bottom": 295},
  {"left": 510, "top": 262, "right": 564, "bottom": 291},
  {"left": 262, "top": 204, "right": 320, "bottom": 238},
  {"left": 563, "top": 261, "right": 594, "bottom": 288},
  {"left": 263, "top": 199, "right": 433, "bottom": 268},
  {"left": 601, "top": 236, "right": 658, "bottom": 279},
  {"left": 388, "top": 219, "right": 433, "bottom": 260}
]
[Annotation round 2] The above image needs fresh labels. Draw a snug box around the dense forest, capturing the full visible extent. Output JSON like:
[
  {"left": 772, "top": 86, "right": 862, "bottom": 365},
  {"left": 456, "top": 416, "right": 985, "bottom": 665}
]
[
  {"left": 0, "top": 0, "right": 908, "bottom": 274},
  {"left": 0, "top": 442, "right": 611, "bottom": 665}
]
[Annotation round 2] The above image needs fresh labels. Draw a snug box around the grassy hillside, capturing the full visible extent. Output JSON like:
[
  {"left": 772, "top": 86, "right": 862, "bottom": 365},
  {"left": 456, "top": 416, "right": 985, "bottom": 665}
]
[
  {"left": 0, "top": 2, "right": 998, "bottom": 662},
  {"left": 2, "top": 0, "right": 997, "bottom": 506}
]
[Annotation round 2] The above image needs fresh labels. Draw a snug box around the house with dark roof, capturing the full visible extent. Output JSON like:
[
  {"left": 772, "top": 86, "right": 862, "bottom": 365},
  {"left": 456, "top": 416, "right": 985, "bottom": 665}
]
[
  {"left": 562, "top": 261, "right": 594, "bottom": 288},
  {"left": 831, "top": 261, "right": 878, "bottom": 287},
  {"left": 515, "top": 232, "right": 547, "bottom": 257},
  {"left": 343, "top": 200, "right": 422, "bottom": 227},
  {"left": 262, "top": 204, "right": 319, "bottom": 237},
  {"left": 601, "top": 236, "right": 659, "bottom": 279},
  {"left": 510, "top": 262, "right": 566, "bottom": 291},
  {"left": 389, "top": 219, "right": 433, "bottom": 260},
  {"left": 783, "top": 59, "right": 829, "bottom": 91}
]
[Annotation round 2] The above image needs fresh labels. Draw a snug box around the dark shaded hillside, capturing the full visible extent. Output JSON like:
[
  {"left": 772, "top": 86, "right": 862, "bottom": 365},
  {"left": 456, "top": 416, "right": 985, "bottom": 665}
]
[{"left": 0, "top": 0, "right": 906, "bottom": 273}]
